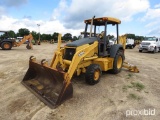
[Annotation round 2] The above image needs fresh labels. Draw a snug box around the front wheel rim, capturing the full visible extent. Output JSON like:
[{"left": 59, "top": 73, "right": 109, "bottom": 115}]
[
  {"left": 94, "top": 70, "right": 100, "bottom": 81},
  {"left": 4, "top": 43, "right": 10, "bottom": 49}
]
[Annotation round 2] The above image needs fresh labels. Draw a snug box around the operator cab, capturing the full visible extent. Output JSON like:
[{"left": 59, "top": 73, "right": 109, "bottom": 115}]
[
  {"left": 0, "top": 31, "right": 10, "bottom": 40},
  {"left": 84, "top": 17, "right": 121, "bottom": 56}
]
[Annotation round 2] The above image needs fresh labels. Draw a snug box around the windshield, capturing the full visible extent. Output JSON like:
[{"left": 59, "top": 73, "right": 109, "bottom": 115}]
[
  {"left": 85, "top": 24, "right": 104, "bottom": 37},
  {"left": 145, "top": 37, "right": 157, "bottom": 41}
]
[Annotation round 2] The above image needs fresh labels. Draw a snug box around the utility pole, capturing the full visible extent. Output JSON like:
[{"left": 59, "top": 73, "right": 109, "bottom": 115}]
[{"left": 37, "top": 24, "right": 40, "bottom": 41}]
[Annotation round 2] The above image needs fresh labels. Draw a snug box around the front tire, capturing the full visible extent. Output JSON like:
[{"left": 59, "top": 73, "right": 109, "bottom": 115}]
[
  {"left": 85, "top": 64, "right": 102, "bottom": 85},
  {"left": 26, "top": 43, "right": 31, "bottom": 49}
]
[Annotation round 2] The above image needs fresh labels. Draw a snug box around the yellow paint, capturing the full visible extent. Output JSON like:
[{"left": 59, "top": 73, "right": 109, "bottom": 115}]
[
  {"left": 94, "top": 70, "right": 100, "bottom": 81},
  {"left": 117, "top": 56, "right": 123, "bottom": 69},
  {"left": 84, "top": 17, "right": 121, "bottom": 24},
  {"left": 93, "top": 58, "right": 113, "bottom": 71}
]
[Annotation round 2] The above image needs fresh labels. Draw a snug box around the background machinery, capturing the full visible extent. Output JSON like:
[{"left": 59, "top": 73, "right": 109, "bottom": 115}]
[
  {"left": 126, "top": 38, "right": 136, "bottom": 49},
  {"left": 15, "top": 33, "right": 34, "bottom": 49},
  {"left": 139, "top": 37, "right": 160, "bottom": 53},
  {"left": 22, "top": 16, "right": 139, "bottom": 108},
  {"left": 0, "top": 30, "right": 33, "bottom": 50}
]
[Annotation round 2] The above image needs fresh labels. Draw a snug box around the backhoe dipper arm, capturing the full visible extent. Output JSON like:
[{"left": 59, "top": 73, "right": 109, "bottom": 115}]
[
  {"left": 123, "top": 61, "right": 139, "bottom": 73},
  {"left": 16, "top": 33, "right": 33, "bottom": 46}
]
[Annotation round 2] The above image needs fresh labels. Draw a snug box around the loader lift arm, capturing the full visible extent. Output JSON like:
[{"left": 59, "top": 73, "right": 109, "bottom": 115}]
[{"left": 50, "top": 34, "right": 99, "bottom": 82}]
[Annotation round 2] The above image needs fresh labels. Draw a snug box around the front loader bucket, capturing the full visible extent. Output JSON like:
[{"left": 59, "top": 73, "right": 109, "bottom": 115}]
[{"left": 22, "top": 61, "right": 73, "bottom": 108}]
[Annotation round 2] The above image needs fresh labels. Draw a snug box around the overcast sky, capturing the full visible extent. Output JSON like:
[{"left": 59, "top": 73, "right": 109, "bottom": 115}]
[{"left": 0, "top": 0, "right": 160, "bottom": 37}]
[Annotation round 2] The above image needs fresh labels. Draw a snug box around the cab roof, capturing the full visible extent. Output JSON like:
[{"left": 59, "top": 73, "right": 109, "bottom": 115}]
[
  {"left": 0, "top": 30, "right": 9, "bottom": 32},
  {"left": 84, "top": 17, "right": 121, "bottom": 25}
]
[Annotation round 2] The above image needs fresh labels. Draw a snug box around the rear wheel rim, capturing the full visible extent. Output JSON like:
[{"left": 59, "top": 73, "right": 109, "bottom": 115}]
[
  {"left": 117, "top": 56, "right": 122, "bottom": 69},
  {"left": 94, "top": 70, "right": 100, "bottom": 81},
  {"left": 4, "top": 43, "right": 10, "bottom": 49}
]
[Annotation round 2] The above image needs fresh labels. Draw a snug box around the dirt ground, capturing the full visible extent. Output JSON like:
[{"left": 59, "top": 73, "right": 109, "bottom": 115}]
[{"left": 0, "top": 43, "right": 160, "bottom": 120}]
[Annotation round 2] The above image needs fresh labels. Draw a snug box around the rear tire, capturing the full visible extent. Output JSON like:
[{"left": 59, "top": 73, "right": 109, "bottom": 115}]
[
  {"left": 152, "top": 47, "right": 156, "bottom": 54},
  {"left": 1, "top": 42, "right": 12, "bottom": 50},
  {"left": 110, "top": 50, "right": 124, "bottom": 74},
  {"left": 85, "top": 64, "right": 102, "bottom": 85},
  {"left": 130, "top": 45, "right": 133, "bottom": 49},
  {"left": 139, "top": 50, "right": 142, "bottom": 52}
]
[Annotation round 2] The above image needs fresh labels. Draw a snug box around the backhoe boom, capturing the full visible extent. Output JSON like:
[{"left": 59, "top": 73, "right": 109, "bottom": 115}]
[{"left": 15, "top": 33, "right": 33, "bottom": 49}]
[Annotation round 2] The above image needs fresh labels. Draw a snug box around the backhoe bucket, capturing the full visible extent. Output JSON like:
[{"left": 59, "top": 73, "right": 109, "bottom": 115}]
[
  {"left": 22, "top": 61, "right": 73, "bottom": 108},
  {"left": 123, "top": 61, "right": 139, "bottom": 73}
]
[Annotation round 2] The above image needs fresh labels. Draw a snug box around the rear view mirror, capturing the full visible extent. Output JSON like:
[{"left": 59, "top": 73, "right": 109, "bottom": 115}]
[{"left": 156, "top": 38, "right": 158, "bottom": 42}]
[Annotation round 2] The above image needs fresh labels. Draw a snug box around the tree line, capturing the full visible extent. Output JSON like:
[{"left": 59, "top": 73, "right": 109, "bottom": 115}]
[
  {"left": 7, "top": 28, "right": 78, "bottom": 41},
  {"left": 5, "top": 28, "right": 145, "bottom": 42},
  {"left": 126, "top": 33, "right": 145, "bottom": 40}
]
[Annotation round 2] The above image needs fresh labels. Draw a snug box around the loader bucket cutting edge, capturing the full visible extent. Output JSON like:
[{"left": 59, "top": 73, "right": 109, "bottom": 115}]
[{"left": 22, "top": 61, "right": 73, "bottom": 108}]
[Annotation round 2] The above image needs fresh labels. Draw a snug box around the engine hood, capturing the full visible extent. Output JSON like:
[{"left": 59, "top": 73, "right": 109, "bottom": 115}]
[
  {"left": 66, "top": 37, "right": 98, "bottom": 47},
  {"left": 141, "top": 41, "right": 156, "bottom": 44}
]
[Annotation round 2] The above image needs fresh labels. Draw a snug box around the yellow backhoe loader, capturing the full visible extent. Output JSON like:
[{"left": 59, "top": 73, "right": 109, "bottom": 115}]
[{"left": 22, "top": 16, "right": 139, "bottom": 108}]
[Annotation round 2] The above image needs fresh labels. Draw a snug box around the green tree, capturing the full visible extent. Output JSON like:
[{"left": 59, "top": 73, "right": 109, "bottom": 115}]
[
  {"left": 52, "top": 32, "right": 59, "bottom": 41},
  {"left": 46, "top": 34, "right": 52, "bottom": 40},
  {"left": 72, "top": 36, "right": 78, "bottom": 41},
  {"left": 41, "top": 34, "right": 46, "bottom": 40},
  {"left": 126, "top": 33, "right": 135, "bottom": 39},
  {"left": 17, "top": 28, "right": 30, "bottom": 37},
  {"left": 8, "top": 30, "right": 16, "bottom": 38},
  {"left": 31, "top": 31, "right": 39, "bottom": 40},
  {"left": 40, "top": 34, "right": 52, "bottom": 40},
  {"left": 135, "top": 36, "right": 144, "bottom": 41},
  {"left": 62, "top": 33, "right": 72, "bottom": 41}
]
